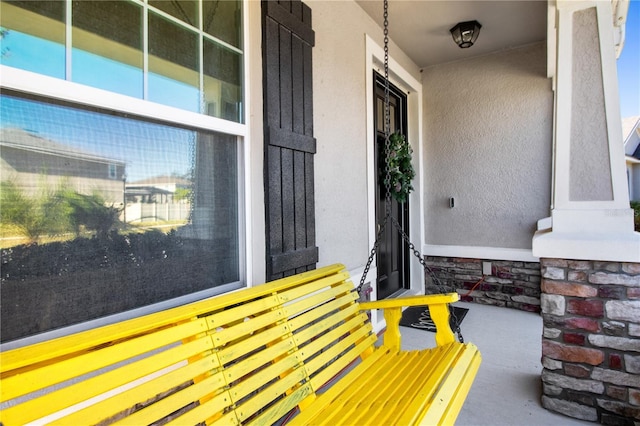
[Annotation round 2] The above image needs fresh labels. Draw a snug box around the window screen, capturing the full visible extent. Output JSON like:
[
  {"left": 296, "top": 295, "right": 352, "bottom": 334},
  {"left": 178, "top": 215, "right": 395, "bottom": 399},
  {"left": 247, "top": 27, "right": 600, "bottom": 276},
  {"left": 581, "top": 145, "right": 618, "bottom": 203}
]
[{"left": 0, "top": 93, "right": 240, "bottom": 343}]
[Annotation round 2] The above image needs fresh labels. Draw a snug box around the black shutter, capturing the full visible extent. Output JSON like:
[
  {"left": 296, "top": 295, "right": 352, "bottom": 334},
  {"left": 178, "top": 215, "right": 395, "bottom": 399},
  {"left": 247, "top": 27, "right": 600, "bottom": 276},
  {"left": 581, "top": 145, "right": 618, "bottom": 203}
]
[{"left": 262, "top": 0, "right": 318, "bottom": 280}]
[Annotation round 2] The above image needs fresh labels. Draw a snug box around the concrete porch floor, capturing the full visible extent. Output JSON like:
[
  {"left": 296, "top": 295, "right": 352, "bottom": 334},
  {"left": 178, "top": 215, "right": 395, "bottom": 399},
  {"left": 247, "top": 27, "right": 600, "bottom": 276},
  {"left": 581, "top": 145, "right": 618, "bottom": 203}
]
[{"left": 399, "top": 301, "right": 591, "bottom": 425}]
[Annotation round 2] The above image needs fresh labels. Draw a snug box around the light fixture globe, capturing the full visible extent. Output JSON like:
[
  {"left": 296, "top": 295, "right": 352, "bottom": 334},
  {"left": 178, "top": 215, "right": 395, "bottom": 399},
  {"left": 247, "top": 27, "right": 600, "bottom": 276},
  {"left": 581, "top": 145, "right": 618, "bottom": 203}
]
[{"left": 449, "top": 20, "right": 482, "bottom": 48}]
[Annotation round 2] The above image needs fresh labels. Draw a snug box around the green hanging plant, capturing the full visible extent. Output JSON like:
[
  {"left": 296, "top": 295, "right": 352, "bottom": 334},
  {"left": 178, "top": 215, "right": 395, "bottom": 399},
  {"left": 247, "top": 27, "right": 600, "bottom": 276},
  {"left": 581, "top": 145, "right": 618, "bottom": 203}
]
[{"left": 384, "top": 131, "right": 415, "bottom": 203}]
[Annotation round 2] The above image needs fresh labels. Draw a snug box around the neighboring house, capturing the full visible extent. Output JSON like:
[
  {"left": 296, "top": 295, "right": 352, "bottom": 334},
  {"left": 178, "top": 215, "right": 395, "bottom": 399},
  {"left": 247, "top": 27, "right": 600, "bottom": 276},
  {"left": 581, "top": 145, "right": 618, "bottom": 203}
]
[
  {"left": 0, "top": 127, "right": 126, "bottom": 203},
  {"left": 624, "top": 116, "right": 640, "bottom": 201},
  {"left": 1, "top": 0, "right": 638, "bottom": 423},
  {"left": 126, "top": 175, "right": 192, "bottom": 204},
  {"left": 124, "top": 175, "right": 192, "bottom": 224}
]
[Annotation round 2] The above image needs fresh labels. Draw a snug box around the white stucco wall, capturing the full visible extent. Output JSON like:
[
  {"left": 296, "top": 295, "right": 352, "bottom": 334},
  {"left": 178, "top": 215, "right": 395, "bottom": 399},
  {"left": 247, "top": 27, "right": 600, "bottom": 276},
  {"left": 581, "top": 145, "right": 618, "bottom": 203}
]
[
  {"left": 569, "top": 7, "right": 613, "bottom": 201},
  {"left": 308, "top": 0, "right": 421, "bottom": 270},
  {"left": 422, "top": 43, "right": 553, "bottom": 251}
]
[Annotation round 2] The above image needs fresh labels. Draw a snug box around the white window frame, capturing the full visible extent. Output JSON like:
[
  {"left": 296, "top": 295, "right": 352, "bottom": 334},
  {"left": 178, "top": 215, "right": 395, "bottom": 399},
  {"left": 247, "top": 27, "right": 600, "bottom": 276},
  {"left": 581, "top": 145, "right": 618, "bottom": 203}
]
[{"left": 0, "top": 0, "right": 253, "bottom": 351}]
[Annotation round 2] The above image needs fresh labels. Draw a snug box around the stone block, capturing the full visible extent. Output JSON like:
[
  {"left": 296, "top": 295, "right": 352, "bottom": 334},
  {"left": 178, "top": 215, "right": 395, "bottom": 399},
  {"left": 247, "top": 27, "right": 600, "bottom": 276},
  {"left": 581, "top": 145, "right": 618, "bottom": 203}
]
[
  {"left": 542, "top": 280, "right": 597, "bottom": 297},
  {"left": 625, "top": 354, "right": 640, "bottom": 374},
  {"left": 521, "top": 286, "right": 541, "bottom": 296},
  {"left": 564, "top": 363, "right": 591, "bottom": 378},
  {"left": 567, "top": 299, "right": 604, "bottom": 318},
  {"left": 592, "top": 367, "right": 640, "bottom": 387},
  {"left": 630, "top": 389, "right": 640, "bottom": 407},
  {"left": 528, "top": 275, "right": 542, "bottom": 283},
  {"left": 622, "top": 263, "right": 640, "bottom": 274},
  {"left": 606, "top": 301, "right": 640, "bottom": 322},
  {"left": 482, "top": 277, "right": 512, "bottom": 285},
  {"left": 599, "top": 286, "right": 627, "bottom": 300},
  {"left": 544, "top": 327, "right": 561, "bottom": 339},
  {"left": 543, "top": 357, "right": 563, "bottom": 370},
  {"left": 568, "top": 271, "right": 588, "bottom": 282},
  {"left": 541, "top": 396, "right": 598, "bottom": 421},
  {"left": 511, "top": 295, "right": 540, "bottom": 305},
  {"left": 518, "top": 303, "right": 541, "bottom": 313},
  {"left": 594, "top": 262, "right": 622, "bottom": 272},
  {"left": 609, "top": 353, "right": 623, "bottom": 370},
  {"left": 568, "top": 260, "right": 592, "bottom": 270},
  {"left": 602, "top": 321, "right": 627, "bottom": 337},
  {"left": 567, "top": 390, "right": 595, "bottom": 406},
  {"left": 512, "top": 267, "right": 540, "bottom": 276},
  {"left": 600, "top": 413, "right": 634, "bottom": 426},
  {"left": 485, "top": 292, "right": 511, "bottom": 301},
  {"left": 629, "top": 324, "right": 640, "bottom": 337},
  {"left": 588, "top": 335, "right": 640, "bottom": 352},
  {"left": 543, "top": 258, "right": 569, "bottom": 268},
  {"left": 629, "top": 287, "right": 640, "bottom": 299},
  {"left": 606, "top": 385, "right": 628, "bottom": 401},
  {"left": 565, "top": 317, "right": 601, "bottom": 332},
  {"left": 454, "top": 257, "right": 481, "bottom": 264},
  {"left": 543, "top": 267, "right": 566, "bottom": 280},
  {"left": 541, "top": 293, "right": 566, "bottom": 315},
  {"left": 543, "top": 383, "right": 564, "bottom": 396},
  {"left": 540, "top": 258, "right": 569, "bottom": 268},
  {"left": 596, "top": 399, "right": 640, "bottom": 420},
  {"left": 495, "top": 268, "right": 513, "bottom": 280},
  {"left": 563, "top": 332, "right": 586, "bottom": 346},
  {"left": 590, "top": 272, "right": 640, "bottom": 286},
  {"left": 473, "top": 297, "right": 506, "bottom": 307},
  {"left": 542, "top": 370, "right": 604, "bottom": 393},
  {"left": 514, "top": 279, "right": 540, "bottom": 290},
  {"left": 543, "top": 340, "right": 604, "bottom": 365}
]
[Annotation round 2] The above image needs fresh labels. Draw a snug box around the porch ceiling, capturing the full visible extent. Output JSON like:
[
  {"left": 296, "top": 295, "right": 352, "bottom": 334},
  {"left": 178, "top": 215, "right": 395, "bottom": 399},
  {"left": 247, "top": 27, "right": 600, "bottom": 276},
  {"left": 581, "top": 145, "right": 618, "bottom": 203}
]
[{"left": 356, "top": 0, "right": 547, "bottom": 68}]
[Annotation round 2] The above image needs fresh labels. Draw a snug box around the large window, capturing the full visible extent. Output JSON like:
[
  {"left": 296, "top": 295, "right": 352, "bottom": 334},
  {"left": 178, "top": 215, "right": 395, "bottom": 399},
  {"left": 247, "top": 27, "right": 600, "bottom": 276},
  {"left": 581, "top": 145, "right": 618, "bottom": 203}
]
[
  {"left": 0, "top": 0, "right": 243, "bottom": 122},
  {"left": 0, "top": 0, "right": 245, "bottom": 345}
]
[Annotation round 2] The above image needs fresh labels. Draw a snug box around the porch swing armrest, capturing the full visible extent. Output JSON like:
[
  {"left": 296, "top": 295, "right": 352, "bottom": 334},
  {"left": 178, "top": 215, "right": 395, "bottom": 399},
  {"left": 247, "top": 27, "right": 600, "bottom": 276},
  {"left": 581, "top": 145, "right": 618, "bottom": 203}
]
[{"left": 359, "top": 293, "right": 459, "bottom": 349}]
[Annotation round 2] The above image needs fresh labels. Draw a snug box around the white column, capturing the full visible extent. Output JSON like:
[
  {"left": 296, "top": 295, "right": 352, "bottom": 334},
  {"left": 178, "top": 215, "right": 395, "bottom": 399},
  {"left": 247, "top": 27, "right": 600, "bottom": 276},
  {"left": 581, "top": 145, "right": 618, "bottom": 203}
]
[{"left": 533, "top": 0, "right": 640, "bottom": 262}]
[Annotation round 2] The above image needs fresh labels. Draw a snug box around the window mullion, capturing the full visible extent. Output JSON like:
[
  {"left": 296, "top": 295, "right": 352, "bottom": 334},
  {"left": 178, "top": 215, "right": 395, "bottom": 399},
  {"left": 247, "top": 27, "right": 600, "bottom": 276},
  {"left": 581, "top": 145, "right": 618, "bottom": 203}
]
[
  {"left": 65, "top": 0, "right": 72, "bottom": 81},
  {"left": 143, "top": 3, "right": 149, "bottom": 100},
  {"left": 199, "top": 0, "right": 204, "bottom": 114}
]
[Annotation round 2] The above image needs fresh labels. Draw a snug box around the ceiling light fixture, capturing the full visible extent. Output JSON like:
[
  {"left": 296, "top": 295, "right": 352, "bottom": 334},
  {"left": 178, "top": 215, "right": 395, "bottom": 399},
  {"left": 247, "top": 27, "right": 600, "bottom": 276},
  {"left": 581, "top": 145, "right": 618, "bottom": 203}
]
[{"left": 449, "top": 20, "right": 482, "bottom": 48}]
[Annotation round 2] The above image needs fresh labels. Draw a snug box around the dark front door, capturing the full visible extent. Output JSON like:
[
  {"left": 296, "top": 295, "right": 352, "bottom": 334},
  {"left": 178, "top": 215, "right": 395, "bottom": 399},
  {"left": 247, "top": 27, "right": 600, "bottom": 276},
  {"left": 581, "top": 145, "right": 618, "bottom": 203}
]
[
  {"left": 374, "top": 72, "right": 409, "bottom": 299},
  {"left": 262, "top": 0, "right": 318, "bottom": 281}
]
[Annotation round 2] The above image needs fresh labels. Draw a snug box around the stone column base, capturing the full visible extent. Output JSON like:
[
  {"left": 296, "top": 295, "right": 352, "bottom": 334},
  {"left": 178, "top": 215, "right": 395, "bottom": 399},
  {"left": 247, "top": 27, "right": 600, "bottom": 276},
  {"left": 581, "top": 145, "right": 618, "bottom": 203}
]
[{"left": 540, "top": 258, "right": 640, "bottom": 424}]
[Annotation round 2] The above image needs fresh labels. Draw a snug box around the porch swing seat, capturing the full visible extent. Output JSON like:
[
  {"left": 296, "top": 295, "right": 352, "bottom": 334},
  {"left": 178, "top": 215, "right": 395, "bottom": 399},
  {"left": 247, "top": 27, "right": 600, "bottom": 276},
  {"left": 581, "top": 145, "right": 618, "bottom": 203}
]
[{"left": 0, "top": 263, "right": 480, "bottom": 426}]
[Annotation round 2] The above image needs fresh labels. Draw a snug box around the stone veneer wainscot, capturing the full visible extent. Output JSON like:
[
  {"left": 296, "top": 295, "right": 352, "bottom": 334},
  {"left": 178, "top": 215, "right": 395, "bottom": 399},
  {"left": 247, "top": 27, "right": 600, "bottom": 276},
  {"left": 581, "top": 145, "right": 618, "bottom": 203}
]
[
  {"left": 540, "top": 259, "right": 640, "bottom": 425},
  {"left": 425, "top": 256, "right": 542, "bottom": 312}
]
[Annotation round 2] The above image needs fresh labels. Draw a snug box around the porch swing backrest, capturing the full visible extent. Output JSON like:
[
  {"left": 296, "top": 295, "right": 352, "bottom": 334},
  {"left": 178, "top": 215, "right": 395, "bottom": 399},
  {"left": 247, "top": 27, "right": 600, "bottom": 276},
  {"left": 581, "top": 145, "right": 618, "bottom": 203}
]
[{"left": 0, "top": 264, "right": 480, "bottom": 425}]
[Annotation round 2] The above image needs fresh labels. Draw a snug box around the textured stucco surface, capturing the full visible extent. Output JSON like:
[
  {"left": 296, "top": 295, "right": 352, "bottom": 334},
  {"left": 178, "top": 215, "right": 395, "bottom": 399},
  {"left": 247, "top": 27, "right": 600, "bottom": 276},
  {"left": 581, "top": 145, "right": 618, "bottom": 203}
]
[
  {"left": 309, "top": 0, "right": 420, "bottom": 270},
  {"left": 570, "top": 7, "right": 613, "bottom": 201},
  {"left": 423, "top": 43, "right": 553, "bottom": 250}
]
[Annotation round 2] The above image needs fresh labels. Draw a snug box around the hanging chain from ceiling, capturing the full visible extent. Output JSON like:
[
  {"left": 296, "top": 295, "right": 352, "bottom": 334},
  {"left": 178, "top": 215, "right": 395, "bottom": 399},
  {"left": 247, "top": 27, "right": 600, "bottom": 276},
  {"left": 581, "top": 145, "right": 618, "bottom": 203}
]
[{"left": 356, "top": 0, "right": 463, "bottom": 343}]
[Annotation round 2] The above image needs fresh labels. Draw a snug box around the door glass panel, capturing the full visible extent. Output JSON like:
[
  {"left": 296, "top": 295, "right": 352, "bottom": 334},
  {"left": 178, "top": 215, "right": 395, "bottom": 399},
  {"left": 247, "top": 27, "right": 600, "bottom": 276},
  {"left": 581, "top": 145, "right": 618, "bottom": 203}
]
[
  {"left": 390, "top": 104, "right": 396, "bottom": 133},
  {"left": 72, "top": 0, "right": 143, "bottom": 98},
  {"left": 0, "top": 0, "right": 65, "bottom": 79},
  {"left": 203, "top": 38, "right": 242, "bottom": 122},
  {"left": 203, "top": 0, "right": 241, "bottom": 48},
  {"left": 148, "top": 11, "right": 199, "bottom": 112},
  {"left": 376, "top": 98, "right": 384, "bottom": 132}
]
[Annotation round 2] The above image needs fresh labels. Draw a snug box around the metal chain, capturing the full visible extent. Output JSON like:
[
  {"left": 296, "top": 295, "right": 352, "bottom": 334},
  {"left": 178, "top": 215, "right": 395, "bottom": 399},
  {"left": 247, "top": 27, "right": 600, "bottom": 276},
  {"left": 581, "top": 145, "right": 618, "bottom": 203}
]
[
  {"left": 383, "top": 0, "right": 392, "bottom": 217},
  {"left": 359, "top": 0, "right": 391, "bottom": 295},
  {"left": 356, "top": 0, "right": 462, "bottom": 343}
]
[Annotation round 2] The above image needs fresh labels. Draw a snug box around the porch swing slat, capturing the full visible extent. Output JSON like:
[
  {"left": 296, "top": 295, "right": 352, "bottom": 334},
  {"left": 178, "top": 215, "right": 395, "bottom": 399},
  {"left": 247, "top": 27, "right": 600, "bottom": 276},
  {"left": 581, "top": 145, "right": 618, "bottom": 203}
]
[{"left": 0, "top": 264, "right": 480, "bottom": 426}]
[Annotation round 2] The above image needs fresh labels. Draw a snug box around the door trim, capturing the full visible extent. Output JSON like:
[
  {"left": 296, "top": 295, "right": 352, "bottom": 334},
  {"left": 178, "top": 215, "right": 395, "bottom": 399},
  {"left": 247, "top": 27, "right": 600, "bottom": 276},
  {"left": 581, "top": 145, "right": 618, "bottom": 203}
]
[{"left": 364, "top": 35, "right": 425, "bottom": 329}]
